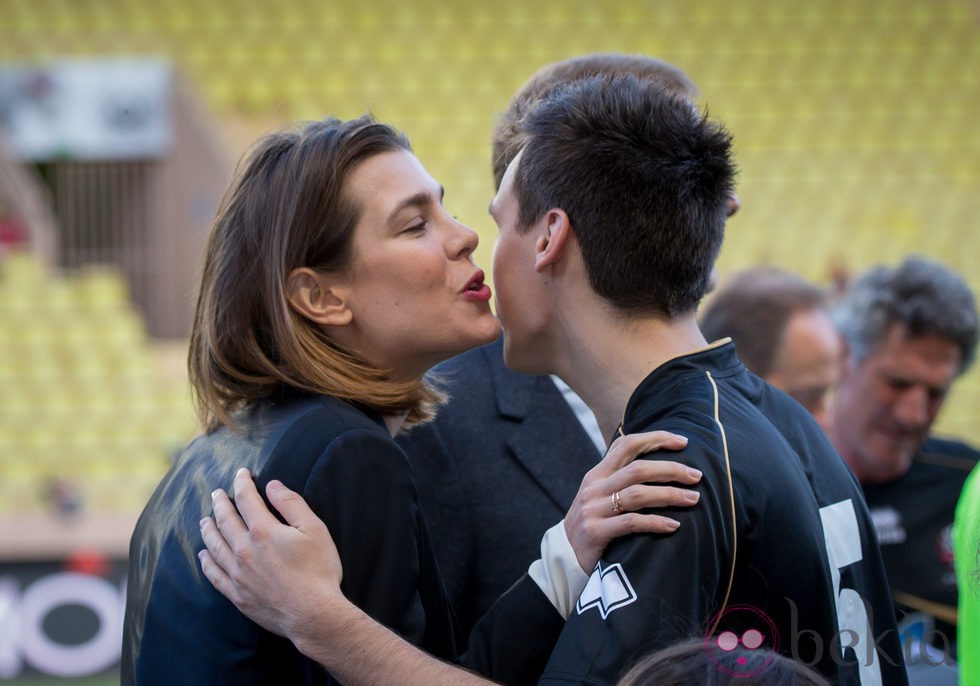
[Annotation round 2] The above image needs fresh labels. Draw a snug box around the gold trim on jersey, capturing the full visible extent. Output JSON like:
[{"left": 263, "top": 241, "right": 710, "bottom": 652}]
[
  {"left": 615, "top": 369, "right": 739, "bottom": 634},
  {"left": 614, "top": 360, "right": 738, "bottom": 635},
  {"left": 705, "top": 370, "right": 738, "bottom": 635}
]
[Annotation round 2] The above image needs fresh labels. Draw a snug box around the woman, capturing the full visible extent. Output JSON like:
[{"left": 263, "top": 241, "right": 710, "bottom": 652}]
[{"left": 121, "top": 115, "right": 698, "bottom": 685}]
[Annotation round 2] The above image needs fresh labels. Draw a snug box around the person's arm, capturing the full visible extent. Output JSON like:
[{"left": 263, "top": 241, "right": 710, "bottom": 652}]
[
  {"left": 456, "top": 431, "right": 700, "bottom": 683},
  {"left": 200, "top": 473, "right": 495, "bottom": 685},
  {"left": 199, "top": 430, "right": 700, "bottom": 684}
]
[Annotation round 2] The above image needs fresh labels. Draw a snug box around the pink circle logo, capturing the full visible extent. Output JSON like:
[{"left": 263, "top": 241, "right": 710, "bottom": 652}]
[{"left": 704, "top": 604, "right": 779, "bottom": 677}]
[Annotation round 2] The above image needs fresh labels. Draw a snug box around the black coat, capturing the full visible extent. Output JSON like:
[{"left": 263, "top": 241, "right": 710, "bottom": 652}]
[{"left": 397, "top": 337, "right": 602, "bottom": 633}]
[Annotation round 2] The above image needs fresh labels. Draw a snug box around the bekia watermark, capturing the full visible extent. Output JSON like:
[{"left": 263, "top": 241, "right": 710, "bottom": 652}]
[
  {"left": 703, "top": 604, "right": 779, "bottom": 678},
  {"left": 702, "top": 598, "right": 956, "bottom": 679}
]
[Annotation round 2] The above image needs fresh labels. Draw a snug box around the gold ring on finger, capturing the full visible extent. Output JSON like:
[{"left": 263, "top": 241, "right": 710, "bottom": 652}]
[{"left": 610, "top": 490, "right": 625, "bottom": 514}]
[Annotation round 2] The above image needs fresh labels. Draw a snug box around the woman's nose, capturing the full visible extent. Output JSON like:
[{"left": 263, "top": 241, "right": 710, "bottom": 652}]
[{"left": 448, "top": 217, "right": 479, "bottom": 258}]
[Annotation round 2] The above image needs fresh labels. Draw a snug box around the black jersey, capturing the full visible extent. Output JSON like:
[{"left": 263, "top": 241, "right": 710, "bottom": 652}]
[
  {"left": 539, "top": 341, "right": 907, "bottom": 686},
  {"left": 863, "top": 436, "right": 979, "bottom": 653},
  {"left": 122, "top": 393, "right": 562, "bottom": 686}
]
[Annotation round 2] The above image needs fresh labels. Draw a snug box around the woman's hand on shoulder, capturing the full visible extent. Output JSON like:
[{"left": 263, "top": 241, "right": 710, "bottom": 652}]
[{"left": 564, "top": 430, "right": 702, "bottom": 573}]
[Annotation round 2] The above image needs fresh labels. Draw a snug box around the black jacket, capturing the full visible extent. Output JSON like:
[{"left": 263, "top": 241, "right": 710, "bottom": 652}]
[{"left": 397, "top": 338, "right": 602, "bottom": 633}]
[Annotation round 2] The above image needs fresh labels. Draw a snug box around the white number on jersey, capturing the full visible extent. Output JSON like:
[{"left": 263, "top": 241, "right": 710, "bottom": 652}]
[{"left": 820, "top": 499, "right": 883, "bottom": 686}]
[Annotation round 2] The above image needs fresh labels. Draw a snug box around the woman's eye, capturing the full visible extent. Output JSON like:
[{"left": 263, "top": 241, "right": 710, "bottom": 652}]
[{"left": 403, "top": 221, "right": 427, "bottom": 235}]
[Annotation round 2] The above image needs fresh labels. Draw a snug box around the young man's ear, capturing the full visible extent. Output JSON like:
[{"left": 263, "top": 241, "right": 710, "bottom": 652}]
[
  {"left": 534, "top": 209, "right": 573, "bottom": 272},
  {"left": 286, "top": 267, "right": 353, "bottom": 326}
]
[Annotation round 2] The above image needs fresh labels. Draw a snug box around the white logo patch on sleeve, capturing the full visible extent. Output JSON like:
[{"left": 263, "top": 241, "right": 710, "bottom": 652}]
[{"left": 575, "top": 561, "right": 637, "bottom": 619}]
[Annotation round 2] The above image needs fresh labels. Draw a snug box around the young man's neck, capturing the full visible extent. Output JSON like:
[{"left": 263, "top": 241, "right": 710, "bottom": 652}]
[{"left": 551, "top": 302, "right": 709, "bottom": 442}]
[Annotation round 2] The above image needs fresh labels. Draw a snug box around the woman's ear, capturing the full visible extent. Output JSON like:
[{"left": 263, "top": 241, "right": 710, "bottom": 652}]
[
  {"left": 534, "top": 209, "right": 572, "bottom": 272},
  {"left": 286, "top": 267, "right": 353, "bottom": 326}
]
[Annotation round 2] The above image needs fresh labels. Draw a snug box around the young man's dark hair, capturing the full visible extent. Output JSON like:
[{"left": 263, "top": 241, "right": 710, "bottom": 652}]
[
  {"left": 513, "top": 74, "right": 735, "bottom": 317},
  {"left": 492, "top": 53, "right": 698, "bottom": 189}
]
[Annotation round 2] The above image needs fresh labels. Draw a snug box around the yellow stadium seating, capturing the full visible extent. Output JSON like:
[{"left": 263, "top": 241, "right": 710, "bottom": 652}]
[
  {"left": 0, "top": 0, "right": 977, "bottom": 515},
  {"left": 0, "top": 253, "right": 196, "bottom": 514}
]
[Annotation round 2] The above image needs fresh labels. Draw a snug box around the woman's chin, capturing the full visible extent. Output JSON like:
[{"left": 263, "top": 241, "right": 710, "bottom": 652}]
[
  {"left": 445, "top": 318, "right": 502, "bottom": 359},
  {"left": 474, "top": 316, "right": 503, "bottom": 346}
]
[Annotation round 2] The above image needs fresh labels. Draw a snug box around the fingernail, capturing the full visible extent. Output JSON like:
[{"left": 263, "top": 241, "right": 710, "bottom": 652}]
[
  {"left": 211, "top": 489, "right": 221, "bottom": 500},
  {"left": 685, "top": 490, "right": 700, "bottom": 503},
  {"left": 666, "top": 519, "right": 680, "bottom": 530},
  {"left": 687, "top": 468, "right": 702, "bottom": 480},
  {"left": 199, "top": 518, "right": 208, "bottom": 528},
  {"left": 267, "top": 480, "right": 284, "bottom": 492}
]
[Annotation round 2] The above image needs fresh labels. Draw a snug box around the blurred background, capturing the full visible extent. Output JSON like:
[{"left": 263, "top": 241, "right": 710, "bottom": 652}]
[{"left": 0, "top": 0, "right": 977, "bottom": 682}]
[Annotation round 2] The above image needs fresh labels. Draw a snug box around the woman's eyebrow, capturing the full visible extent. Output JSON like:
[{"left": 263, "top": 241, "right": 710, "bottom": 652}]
[{"left": 385, "top": 185, "right": 445, "bottom": 224}]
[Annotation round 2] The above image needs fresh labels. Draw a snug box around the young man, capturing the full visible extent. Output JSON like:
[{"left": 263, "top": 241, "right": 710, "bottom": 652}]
[
  {"left": 200, "top": 76, "right": 907, "bottom": 685},
  {"left": 828, "top": 257, "right": 979, "bottom": 657},
  {"left": 397, "top": 52, "right": 706, "bottom": 633}
]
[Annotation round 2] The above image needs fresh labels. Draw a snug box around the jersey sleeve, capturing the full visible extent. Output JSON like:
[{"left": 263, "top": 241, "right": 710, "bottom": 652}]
[
  {"left": 538, "top": 437, "right": 734, "bottom": 685},
  {"left": 459, "top": 573, "right": 566, "bottom": 686}
]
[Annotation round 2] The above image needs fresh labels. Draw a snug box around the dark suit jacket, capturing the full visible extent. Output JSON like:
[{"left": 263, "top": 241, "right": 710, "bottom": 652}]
[{"left": 397, "top": 338, "right": 602, "bottom": 633}]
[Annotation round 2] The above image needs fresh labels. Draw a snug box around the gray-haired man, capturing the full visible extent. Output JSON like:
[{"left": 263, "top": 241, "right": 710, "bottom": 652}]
[{"left": 829, "top": 256, "right": 979, "bottom": 660}]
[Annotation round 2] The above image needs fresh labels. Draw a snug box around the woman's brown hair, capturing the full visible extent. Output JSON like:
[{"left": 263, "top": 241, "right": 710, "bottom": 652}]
[{"left": 188, "top": 114, "right": 443, "bottom": 432}]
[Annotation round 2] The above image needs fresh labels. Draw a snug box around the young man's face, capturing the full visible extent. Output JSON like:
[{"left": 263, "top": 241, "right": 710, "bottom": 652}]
[
  {"left": 488, "top": 151, "right": 551, "bottom": 373},
  {"left": 830, "top": 322, "right": 961, "bottom": 484}
]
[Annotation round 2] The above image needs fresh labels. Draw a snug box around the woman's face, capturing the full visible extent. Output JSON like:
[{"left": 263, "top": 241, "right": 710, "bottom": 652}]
[{"left": 336, "top": 148, "right": 500, "bottom": 379}]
